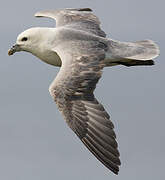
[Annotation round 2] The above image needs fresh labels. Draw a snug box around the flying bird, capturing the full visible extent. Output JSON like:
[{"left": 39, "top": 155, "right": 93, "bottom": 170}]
[{"left": 8, "top": 8, "right": 159, "bottom": 174}]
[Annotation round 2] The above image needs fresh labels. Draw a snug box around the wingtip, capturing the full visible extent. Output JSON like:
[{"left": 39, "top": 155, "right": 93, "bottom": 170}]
[
  {"left": 77, "top": 8, "right": 93, "bottom": 12},
  {"left": 35, "top": 8, "right": 93, "bottom": 16},
  {"left": 34, "top": 10, "right": 54, "bottom": 17},
  {"left": 34, "top": 12, "right": 41, "bottom": 17},
  {"left": 34, "top": 11, "right": 45, "bottom": 17},
  {"left": 64, "top": 8, "right": 93, "bottom": 12}
]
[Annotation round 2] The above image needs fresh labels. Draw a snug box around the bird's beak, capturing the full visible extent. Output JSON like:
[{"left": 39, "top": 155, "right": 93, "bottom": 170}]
[{"left": 8, "top": 44, "right": 21, "bottom": 56}]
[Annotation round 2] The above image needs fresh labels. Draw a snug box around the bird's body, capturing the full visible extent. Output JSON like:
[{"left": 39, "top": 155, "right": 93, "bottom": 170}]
[{"left": 8, "top": 8, "right": 159, "bottom": 175}]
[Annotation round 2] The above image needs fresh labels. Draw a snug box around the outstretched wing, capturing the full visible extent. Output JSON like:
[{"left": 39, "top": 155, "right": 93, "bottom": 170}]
[
  {"left": 35, "top": 8, "right": 106, "bottom": 37},
  {"left": 49, "top": 39, "right": 120, "bottom": 174}
]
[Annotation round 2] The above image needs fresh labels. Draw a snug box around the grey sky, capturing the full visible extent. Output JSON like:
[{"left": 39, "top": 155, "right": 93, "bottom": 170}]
[{"left": 1, "top": 0, "right": 164, "bottom": 180}]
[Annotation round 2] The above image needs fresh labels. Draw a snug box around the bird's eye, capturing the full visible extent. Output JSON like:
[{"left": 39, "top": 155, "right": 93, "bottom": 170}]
[{"left": 21, "top": 37, "right": 28, "bottom": 41}]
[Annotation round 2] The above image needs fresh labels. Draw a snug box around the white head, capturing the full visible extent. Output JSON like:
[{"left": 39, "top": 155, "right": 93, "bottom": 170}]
[
  {"left": 8, "top": 27, "right": 46, "bottom": 55},
  {"left": 8, "top": 27, "right": 62, "bottom": 66}
]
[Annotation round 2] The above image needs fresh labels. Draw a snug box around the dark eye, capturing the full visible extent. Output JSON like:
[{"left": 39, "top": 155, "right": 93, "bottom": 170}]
[{"left": 21, "top": 37, "right": 28, "bottom": 41}]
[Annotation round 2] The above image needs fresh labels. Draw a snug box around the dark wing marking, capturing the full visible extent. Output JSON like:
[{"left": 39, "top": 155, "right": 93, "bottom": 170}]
[
  {"left": 49, "top": 40, "right": 120, "bottom": 174},
  {"left": 35, "top": 8, "right": 106, "bottom": 37}
]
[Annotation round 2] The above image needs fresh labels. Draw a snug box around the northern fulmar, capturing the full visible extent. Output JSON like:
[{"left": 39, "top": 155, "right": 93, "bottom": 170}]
[{"left": 8, "top": 8, "right": 160, "bottom": 174}]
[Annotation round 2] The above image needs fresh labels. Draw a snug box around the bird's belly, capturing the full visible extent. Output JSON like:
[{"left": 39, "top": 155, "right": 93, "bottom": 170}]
[{"left": 33, "top": 50, "right": 62, "bottom": 67}]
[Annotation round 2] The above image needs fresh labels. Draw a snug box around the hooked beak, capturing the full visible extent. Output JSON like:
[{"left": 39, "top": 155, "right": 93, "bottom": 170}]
[{"left": 8, "top": 44, "right": 21, "bottom": 56}]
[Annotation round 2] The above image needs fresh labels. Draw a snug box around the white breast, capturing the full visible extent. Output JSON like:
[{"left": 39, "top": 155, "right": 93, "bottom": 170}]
[{"left": 32, "top": 49, "right": 62, "bottom": 67}]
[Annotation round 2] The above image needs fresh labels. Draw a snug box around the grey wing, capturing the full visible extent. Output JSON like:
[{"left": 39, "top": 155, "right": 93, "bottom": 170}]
[
  {"left": 49, "top": 42, "right": 120, "bottom": 174},
  {"left": 35, "top": 8, "right": 106, "bottom": 37}
]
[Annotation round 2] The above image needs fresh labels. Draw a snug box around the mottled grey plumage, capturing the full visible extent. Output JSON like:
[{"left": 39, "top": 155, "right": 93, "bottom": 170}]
[
  {"left": 49, "top": 52, "right": 121, "bottom": 174},
  {"left": 48, "top": 36, "right": 121, "bottom": 174},
  {"left": 35, "top": 8, "right": 106, "bottom": 37},
  {"left": 8, "top": 8, "right": 160, "bottom": 175}
]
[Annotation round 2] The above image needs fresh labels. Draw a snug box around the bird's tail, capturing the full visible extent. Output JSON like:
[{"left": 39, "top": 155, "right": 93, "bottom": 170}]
[{"left": 105, "top": 39, "right": 160, "bottom": 67}]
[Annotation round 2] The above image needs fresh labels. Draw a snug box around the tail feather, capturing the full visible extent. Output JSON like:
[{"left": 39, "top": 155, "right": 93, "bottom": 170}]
[
  {"left": 105, "top": 39, "right": 160, "bottom": 67},
  {"left": 131, "top": 40, "right": 160, "bottom": 60}
]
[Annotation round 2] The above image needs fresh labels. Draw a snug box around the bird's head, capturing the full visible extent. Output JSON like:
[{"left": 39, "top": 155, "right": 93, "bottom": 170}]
[
  {"left": 8, "top": 27, "right": 61, "bottom": 66},
  {"left": 8, "top": 28, "right": 45, "bottom": 56}
]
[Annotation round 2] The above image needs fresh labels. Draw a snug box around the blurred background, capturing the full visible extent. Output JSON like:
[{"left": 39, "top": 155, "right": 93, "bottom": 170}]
[{"left": 0, "top": 0, "right": 164, "bottom": 179}]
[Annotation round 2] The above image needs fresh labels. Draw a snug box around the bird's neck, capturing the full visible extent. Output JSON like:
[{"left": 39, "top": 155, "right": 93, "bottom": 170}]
[{"left": 31, "top": 28, "right": 62, "bottom": 66}]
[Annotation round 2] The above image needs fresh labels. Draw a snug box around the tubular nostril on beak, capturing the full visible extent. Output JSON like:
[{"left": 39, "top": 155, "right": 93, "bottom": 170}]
[{"left": 8, "top": 44, "right": 20, "bottom": 56}]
